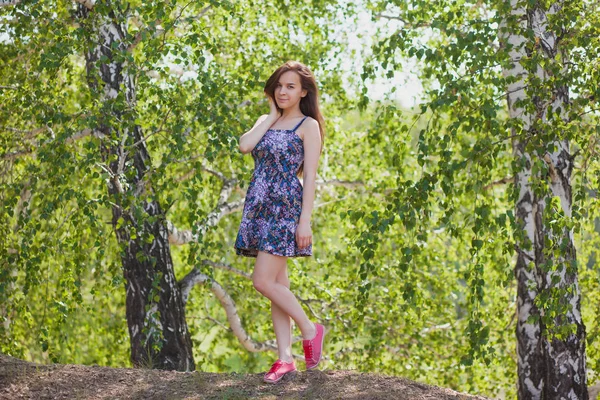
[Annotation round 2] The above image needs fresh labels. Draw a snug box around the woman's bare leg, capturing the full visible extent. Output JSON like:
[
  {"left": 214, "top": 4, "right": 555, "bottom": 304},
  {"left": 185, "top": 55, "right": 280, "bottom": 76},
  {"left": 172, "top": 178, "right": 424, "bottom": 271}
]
[
  {"left": 271, "top": 266, "right": 293, "bottom": 362},
  {"left": 253, "top": 251, "right": 316, "bottom": 341}
]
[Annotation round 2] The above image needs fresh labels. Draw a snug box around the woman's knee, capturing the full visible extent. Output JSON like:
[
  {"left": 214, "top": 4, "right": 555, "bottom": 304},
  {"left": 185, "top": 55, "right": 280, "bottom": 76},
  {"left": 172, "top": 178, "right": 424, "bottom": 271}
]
[
  {"left": 253, "top": 251, "right": 287, "bottom": 293},
  {"left": 253, "top": 276, "right": 288, "bottom": 293},
  {"left": 253, "top": 277, "right": 270, "bottom": 294}
]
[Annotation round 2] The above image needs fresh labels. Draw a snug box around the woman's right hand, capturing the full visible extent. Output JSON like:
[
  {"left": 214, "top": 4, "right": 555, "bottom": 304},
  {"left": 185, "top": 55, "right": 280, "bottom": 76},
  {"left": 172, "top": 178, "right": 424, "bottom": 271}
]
[{"left": 267, "top": 94, "right": 280, "bottom": 119}]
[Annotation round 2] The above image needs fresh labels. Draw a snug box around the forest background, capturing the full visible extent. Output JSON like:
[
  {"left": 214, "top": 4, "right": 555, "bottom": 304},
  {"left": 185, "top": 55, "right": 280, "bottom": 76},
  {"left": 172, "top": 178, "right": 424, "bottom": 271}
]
[{"left": 1, "top": 0, "right": 599, "bottom": 399}]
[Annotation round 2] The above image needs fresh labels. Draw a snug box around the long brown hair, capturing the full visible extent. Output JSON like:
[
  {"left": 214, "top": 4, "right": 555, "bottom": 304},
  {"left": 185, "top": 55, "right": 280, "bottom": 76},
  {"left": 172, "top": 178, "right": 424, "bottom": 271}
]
[{"left": 264, "top": 61, "right": 325, "bottom": 178}]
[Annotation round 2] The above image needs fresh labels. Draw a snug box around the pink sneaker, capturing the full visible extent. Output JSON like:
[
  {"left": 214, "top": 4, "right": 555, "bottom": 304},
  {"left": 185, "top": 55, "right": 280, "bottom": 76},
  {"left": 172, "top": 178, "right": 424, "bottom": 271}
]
[
  {"left": 263, "top": 359, "right": 297, "bottom": 383},
  {"left": 303, "top": 323, "right": 326, "bottom": 369}
]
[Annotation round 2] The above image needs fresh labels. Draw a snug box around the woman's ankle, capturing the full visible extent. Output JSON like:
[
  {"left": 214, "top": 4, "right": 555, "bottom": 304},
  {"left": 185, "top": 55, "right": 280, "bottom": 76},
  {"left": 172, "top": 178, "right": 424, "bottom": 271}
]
[{"left": 302, "top": 321, "right": 317, "bottom": 340}]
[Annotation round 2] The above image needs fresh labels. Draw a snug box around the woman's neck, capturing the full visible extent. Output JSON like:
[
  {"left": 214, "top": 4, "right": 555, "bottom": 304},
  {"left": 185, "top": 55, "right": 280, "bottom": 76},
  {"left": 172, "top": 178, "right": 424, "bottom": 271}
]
[{"left": 281, "top": 108, "right": 304, "bottom": 119}]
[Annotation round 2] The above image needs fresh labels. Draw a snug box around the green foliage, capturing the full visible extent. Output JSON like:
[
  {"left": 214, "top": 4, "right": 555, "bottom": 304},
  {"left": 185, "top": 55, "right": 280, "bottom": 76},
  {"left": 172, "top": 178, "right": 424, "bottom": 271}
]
[
  {"left": 1, "top": 0, "right": 599, "bottom": 399},
  {"left": 348, "top": 0, "right": 600, "bottom": 397}
]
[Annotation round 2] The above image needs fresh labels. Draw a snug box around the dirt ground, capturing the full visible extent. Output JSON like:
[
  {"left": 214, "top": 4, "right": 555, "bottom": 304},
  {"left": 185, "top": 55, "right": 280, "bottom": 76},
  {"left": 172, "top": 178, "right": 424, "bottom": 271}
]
[{"left": 0, "top": 353, "right": 491, "bottom": 399}]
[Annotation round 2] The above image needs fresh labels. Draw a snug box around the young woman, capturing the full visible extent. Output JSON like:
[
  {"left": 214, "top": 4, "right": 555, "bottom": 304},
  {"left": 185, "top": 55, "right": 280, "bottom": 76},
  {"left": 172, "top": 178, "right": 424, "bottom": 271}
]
[{"left": 235, "top": 60, "right": 326, "bottom": 383}]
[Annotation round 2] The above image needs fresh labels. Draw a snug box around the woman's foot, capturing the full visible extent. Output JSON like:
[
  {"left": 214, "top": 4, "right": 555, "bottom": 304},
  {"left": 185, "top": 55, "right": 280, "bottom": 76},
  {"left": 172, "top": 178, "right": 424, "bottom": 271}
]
[
  {"left": 302, "top": 322, "right": 326, "bottom": 370},
  {"left": 263, "top": 359, "right": 297, "bottom": 384}
]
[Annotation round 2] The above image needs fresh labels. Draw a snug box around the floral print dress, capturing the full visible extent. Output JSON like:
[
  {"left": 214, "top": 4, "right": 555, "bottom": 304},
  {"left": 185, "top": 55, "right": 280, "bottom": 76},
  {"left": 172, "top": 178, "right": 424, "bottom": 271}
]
[{"left": 235, "top": 115, "right": 312, "bottom": 258}]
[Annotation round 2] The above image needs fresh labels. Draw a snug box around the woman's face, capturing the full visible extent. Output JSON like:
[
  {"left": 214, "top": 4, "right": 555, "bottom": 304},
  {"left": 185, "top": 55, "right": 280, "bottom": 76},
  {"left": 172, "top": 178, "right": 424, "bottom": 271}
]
[{"left": 274, "top": 71, "right": 307, "bottom": 111}]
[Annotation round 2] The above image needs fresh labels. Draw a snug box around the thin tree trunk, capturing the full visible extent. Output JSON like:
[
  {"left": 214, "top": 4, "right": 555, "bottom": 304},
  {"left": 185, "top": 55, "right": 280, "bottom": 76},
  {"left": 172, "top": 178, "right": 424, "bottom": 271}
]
[
  {"left": 499, "top": 1, "right": 587, "bottom": 398},
  {"left": 76, "top": 3, "right": 195, "bottom": 371}
]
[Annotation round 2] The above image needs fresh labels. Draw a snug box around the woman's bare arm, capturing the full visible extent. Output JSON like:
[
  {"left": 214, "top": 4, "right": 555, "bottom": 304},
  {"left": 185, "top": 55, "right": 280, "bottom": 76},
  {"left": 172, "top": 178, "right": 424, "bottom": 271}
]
[
  {"left": 238, "top": 96, "right": 281, "bottom": 154},
  {"left": 299, "top": 118, "right": 322, "bottom": 225},
  {"left": 238, "top": 114, "right": 278, "bottom": 154}
]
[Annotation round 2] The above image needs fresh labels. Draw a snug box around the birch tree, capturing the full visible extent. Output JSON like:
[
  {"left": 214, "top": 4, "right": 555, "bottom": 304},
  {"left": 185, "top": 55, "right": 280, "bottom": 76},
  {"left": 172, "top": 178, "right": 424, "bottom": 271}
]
[
  {"left": 361, "top": 0, "right": 598, "bottom": 397},
  {"left": 498, "top": 1, "right": 587, "bottom": 398}
]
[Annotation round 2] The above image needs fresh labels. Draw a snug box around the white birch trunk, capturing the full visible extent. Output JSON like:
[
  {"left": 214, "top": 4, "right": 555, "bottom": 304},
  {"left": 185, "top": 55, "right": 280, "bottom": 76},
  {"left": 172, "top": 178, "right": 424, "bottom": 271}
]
[
  {"left": 75, "top": 2, "right": 195, "bottom": 371},
  {"left": 499, "top": 1, "right": 587, "bottom": 398}
]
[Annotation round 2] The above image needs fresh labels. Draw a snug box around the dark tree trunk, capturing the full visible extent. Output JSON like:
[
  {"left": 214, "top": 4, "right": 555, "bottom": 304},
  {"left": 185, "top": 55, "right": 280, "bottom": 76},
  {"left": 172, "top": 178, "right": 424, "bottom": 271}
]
[{"left": 76, "top": 3, "right": 195, "bottom": 371}]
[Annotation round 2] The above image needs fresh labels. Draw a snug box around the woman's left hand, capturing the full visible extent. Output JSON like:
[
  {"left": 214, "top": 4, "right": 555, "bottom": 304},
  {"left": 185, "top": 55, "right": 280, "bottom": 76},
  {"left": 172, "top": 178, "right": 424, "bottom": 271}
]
[{"left": 295, "top": 220, "right": 312, "bottom": 249}]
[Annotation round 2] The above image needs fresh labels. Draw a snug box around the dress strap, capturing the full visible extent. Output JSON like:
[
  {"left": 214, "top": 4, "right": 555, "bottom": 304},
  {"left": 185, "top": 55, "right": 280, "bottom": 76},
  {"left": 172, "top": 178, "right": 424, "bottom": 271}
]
[{"left": 291, "top": 116, "right": 308, "bottom": 132}]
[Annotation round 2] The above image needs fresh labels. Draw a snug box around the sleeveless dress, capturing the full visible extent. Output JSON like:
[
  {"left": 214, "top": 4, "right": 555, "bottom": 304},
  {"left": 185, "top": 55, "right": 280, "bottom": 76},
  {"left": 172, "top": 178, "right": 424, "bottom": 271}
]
[{"left": 234, "top": 115, "right": 312, "bottom": 258}]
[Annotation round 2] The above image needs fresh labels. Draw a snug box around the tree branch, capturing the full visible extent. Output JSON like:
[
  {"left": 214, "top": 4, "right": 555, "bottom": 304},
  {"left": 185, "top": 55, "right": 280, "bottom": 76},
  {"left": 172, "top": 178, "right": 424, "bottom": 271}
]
[
  {"left": 200, "top": 259, "right": 251, "bottom": 279},
  {"left": 72, "top": 0, "right": 94, "bottom": 10},
  {"left": 169, "top": 200, "right": 244, "bottom": 245},
  {"left": 127, "top": 21, "right": 164, "bottom": 53},
  {"left": 483, "top": 176, "right": 513, "bottom": 190},
  {"left": 0, "top": 0, "right": 20, "bottom": 7},
  {"left": 168, "top": 161, "right": 245, "bottom": 244},
  {"left": 1, "top": 127, "right": 106, "bottom": 161},
  {"left": 178, "top": 268, "right": 305, "bottom": 357}
]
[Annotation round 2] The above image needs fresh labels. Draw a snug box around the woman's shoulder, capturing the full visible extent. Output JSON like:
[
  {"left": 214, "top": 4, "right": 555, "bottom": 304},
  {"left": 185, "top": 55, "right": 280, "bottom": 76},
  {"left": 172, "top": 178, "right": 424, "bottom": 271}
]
[
  {"left": 298, "top": 116, "right": 321, "bottom": 141},
  {"left": 302, "top": 115, "right": 320, "bottom": 130}
]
